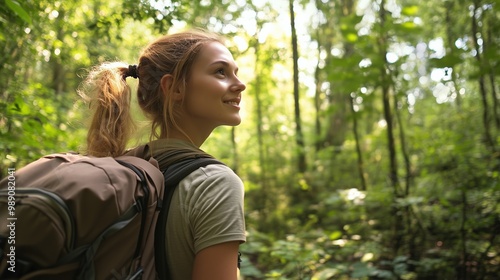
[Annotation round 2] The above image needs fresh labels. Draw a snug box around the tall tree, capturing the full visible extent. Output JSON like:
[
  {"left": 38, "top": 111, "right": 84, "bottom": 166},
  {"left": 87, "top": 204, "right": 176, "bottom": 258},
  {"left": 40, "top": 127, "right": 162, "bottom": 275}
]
[
  {"left": 326, "top": 0, "right": 357, "bottom": 150},
  {"left": 376, "top": 0, "right": 403, "bottom": 255},
  {"left": 471, "top": 0, "right": 496, "bottom": 152},
  {"left": 350, "top": 96, "right": 367, "bottom": 190},
  {"left": 289, "top": 0, "right": 307, "bottom": 173},
  {"left": 443, "top": 0, "right": 463, "bottom": 108}
]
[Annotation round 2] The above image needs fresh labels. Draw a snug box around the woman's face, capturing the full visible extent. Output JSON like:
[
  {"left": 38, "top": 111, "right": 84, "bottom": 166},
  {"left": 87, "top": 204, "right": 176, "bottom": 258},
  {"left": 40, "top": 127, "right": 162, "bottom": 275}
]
[{"left": 181, "top": 41, "right": 246, "bottom": 131}]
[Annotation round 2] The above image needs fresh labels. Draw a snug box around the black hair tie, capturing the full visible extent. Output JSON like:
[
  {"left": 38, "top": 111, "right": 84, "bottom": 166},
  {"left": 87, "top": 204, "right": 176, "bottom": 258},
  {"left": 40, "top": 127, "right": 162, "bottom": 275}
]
[{"left": 126, "top": 64, "right": 139, "bottom": 79}]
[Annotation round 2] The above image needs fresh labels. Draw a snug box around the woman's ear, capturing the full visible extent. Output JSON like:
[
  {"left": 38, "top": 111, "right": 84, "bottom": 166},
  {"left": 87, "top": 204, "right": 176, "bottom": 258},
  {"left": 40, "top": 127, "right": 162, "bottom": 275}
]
[{"left": 160, "top": 74, "right": 183, "bottom": 101}]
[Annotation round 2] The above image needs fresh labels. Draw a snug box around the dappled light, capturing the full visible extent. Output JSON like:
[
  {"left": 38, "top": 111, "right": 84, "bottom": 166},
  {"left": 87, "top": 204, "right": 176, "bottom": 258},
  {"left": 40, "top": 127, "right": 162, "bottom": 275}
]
[{"left": 0, "top": 0, "right": 499, "bottom": 279}]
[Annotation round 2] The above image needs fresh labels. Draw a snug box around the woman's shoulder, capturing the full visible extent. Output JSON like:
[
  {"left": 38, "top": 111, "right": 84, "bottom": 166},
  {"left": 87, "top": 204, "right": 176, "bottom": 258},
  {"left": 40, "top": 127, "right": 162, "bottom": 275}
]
[
  {"left": 197, "top": 162, "right": 237, "bottom": 176},
  {"left": 195, "top": 163, "right": 242, "bottom": 188},
  {"left": 178, "top": 162, "right": 244, "bottom": 211},
  {"left": 179, "top": 162, "right": 243, "bottom": 191}
]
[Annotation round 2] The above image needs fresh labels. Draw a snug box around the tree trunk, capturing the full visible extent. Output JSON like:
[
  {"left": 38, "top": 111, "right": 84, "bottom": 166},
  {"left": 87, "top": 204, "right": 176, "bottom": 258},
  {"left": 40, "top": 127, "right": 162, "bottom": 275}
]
[
  {"left": 324, "top": 0, "right": 356, "bottom": 150},
  {"left": 253, "top": 41, "right": 268, "bottom": 200},
  {"left": 378, "top": 0, "right": 399, "bottom": 193},
  {"left": 485, "top": 17, "right": 499, "bottom": 129},
  {"left": 393, "top": 90, "right": 411, "bottom": 196},
  {"left": 325, "top": 88, "right": 349, "bottom": 150},
  {"left": 378, "top": 0, "right": 402, "bottom": 255},
  {"left": 350, "top": 95, "right": 367, "bottom": 191},
  {"left": 471, "top": 0, "right": 495, "bottom": 151},
  {"left": 314, "top": 41, "right": 323, "bottom": 152},
  {"left": 393, "top": 84, "right": 416, "bottom": 266},
  {"left": 289, "top": 0, "right": 307, "bottom": 173},
  {"left": 444, "top": 0, "right": 462, "bottom": 108}
]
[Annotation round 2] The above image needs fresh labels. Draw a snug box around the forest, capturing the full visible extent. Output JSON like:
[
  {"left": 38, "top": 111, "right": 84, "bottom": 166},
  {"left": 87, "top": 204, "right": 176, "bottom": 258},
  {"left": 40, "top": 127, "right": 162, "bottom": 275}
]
[{"left": 0, "top": 0, "right": 499, "bottom": 279}]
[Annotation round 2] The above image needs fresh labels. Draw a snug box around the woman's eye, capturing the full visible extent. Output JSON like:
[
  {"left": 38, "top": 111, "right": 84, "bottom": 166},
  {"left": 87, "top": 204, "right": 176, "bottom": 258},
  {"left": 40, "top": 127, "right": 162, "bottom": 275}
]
[{"left": 216, "top": 68, "right": 225, "bottom": 76}]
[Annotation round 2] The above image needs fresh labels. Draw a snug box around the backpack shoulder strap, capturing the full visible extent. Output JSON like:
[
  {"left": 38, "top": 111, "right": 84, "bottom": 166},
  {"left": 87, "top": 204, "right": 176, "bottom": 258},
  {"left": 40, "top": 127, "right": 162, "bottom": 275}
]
[{"left": 155, "top": 157, "right": 223, "bottom": 280}]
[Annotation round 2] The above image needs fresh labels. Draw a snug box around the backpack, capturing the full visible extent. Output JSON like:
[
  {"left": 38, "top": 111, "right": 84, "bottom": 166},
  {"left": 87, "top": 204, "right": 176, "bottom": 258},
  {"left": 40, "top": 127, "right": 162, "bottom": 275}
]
[{"left": 0, "top": 150, "right": 221, "bottom": 280}]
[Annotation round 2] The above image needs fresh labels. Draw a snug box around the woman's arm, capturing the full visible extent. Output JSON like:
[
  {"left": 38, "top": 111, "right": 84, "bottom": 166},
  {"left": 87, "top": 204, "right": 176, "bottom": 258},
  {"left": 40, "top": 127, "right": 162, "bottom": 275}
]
[{"left": 192, "top": 241, "right": 240, "bottom": 280}]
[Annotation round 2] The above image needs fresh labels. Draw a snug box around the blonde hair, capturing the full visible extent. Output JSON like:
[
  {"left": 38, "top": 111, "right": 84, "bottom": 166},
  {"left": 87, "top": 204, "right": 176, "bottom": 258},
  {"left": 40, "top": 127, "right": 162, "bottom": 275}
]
[{"left": 80, "top": 29, "right": 223, "bottom": 157}]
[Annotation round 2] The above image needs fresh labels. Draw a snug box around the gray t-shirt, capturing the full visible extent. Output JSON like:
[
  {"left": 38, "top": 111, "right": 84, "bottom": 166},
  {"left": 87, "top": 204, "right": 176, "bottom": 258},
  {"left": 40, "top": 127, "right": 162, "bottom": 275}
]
[{"left": 166, "top": 163, "right": 246, "bottom": 280}]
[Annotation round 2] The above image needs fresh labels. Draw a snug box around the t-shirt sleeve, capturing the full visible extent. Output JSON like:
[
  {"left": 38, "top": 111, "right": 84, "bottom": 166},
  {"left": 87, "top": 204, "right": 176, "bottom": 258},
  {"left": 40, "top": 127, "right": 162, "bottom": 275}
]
[{"left": 184, "top": 164, "right": 246, "bottom": 254}]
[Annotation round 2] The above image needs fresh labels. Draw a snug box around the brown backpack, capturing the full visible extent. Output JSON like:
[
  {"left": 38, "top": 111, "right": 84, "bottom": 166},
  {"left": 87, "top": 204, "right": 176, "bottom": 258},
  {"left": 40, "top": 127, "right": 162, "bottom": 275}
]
[{"left": 0, "top": 152, "right": 164, "bottom": 280}]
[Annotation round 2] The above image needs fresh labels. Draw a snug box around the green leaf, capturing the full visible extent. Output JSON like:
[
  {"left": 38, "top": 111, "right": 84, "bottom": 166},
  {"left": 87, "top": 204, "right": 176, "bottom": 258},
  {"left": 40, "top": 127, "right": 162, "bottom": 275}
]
[
  {"left": 401, "top": 5, "right": 419, "bottom": 16},
  {"left": 401, "top": 21, "right": 417, "bottom": 30},
  {"left": 346, "top": 33, "right": 358, "bottom": 43},
  {"left": 313, "top": 268, "right": 341, "bottom": 280},
  {"left": 329, "top": 230, "right": 342, "bottom": 240},
  {"left": 5, "top": 0, "right": 32, "bottom": 24},
  {"left": 9, "top": 96, "right": 31, "bottom": 115}
]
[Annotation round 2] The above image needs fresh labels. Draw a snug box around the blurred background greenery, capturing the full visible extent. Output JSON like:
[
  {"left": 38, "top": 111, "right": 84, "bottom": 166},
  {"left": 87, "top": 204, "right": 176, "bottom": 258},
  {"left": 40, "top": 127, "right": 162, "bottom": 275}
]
[{"left": 0, "top": 0, "right": 499, "bottom": 279}]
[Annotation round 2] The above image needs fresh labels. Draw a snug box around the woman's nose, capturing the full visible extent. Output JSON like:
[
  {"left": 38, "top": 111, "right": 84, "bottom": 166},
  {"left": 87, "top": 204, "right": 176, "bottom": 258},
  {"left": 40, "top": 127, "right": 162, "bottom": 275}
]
[{"left": 232, "top": 77, "right": 246, "bottom": 93}]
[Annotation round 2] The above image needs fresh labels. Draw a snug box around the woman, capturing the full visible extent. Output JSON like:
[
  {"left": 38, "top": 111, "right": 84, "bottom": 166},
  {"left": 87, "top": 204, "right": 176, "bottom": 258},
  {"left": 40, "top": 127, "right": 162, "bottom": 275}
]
[{"left": 80, "top": 29, "right": 246, "bottom": 280}]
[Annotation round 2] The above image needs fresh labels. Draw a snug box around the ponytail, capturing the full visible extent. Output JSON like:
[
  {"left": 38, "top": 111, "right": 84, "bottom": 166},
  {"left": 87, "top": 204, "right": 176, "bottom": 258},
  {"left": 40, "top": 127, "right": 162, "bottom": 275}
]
[{"left": 78, "top": 62, "right": 135, "bottom": 157}]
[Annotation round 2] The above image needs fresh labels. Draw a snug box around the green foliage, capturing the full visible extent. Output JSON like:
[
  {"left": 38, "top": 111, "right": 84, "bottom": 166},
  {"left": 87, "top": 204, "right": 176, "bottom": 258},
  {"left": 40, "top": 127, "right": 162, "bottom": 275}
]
[
  {"left": 4, "top": 0, "right": 31, "bottom": 24},
  {"left": 0, "top": 0, "right": 499, "bottom": 279},
  {"left": 0, "top": 82, "right": 86, "bottom": 171}
]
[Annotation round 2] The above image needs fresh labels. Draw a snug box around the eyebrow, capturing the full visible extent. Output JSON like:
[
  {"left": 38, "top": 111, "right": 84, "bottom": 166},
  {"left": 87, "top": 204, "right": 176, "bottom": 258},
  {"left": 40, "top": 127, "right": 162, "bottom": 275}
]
[{"left": 209, "top": 60, "right": 239, "bottom": 72}]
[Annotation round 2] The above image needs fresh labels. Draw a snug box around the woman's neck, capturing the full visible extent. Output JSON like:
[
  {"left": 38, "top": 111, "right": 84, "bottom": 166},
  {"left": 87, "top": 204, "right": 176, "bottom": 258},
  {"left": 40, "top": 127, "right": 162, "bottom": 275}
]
[{"left": 164, "top": 129, "right": 210, "bottom": 148}]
